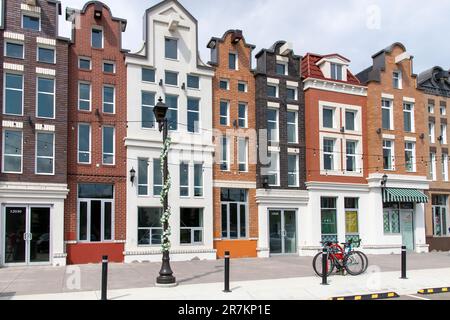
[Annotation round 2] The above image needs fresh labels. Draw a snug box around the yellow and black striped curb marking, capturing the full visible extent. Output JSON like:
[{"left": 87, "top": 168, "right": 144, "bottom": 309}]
[
  {"left": 330, "top": 292, "right": 399, "bottom": 301},
  {"left": 418, "top": 287, "right": 450, "bottom": 295}
]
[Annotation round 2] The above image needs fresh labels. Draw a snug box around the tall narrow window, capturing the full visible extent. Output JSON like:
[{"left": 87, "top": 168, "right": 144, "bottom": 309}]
[
  {"left": 166, "top": 95, "right": 178, "bottom": 131},
  {"left": 267, "top": 109, "right": 278, "bottom": 143},
  {"left": 3, "top": 130, "right": 22, "bottom": 173},
  {"left": 238, "top": 138, "right": 248, "bottom": 172},
  {"left": 382, "top": 99, "right": 392, "bottom": 130},
  {"left": 441, "top": 124, "right": 448, "bottom": 144},
  {"left": 403, "top": 102, "right": 414, "bottom": 132},
  {"left": 330, "top": 63, "right": 343, "bottom": 80},
  {"left": 102, "top": 126, "right": 115, "bottom": 165},
  {"left": 346, "top": 140, "right": 357, "bottom": 172},
  {"left": 322, "top": 108, "right": 334, "bottom": 129},
  {"left": 238, "top": 103, "right": 247, "bottom": 128},
  {"left": 91, "top": 28, "right": 103, "bottom": 49},
  {"left": 288, "top": 154, "right": 299, "bottom": 187},
  {"left": 165, "top": 38, "right": 178, "bottom": 59},
  {"left": 405, "top": 142, "right": 415, "bottom": 173},
  {"left": 433, "top": 196, "right": 448, "bottom": 237},
  {"left": 429, "top": 122, "right": 436, "bottom": 144},
  {"left": 267, "top": 152, "right": 279, "bottom": 186},
  {"left": 345, "top": 198, "right": 359, "bottom": 242},
  {"left": 180, "top": 162, "right": 189, "bottom": 197},
  {"left": 78, "top": 124, "right": 91, "bottom": 164},
  {"left": 220, "top": 101, "right": 229, "bottom": 126},
  {"left": 187, "top": 98, "right": 200, "bottom": 133},
  {"left": 138, "top": 158, "right": 149, "bottom": 196},
  {"left": 323, "top": 139, "right": 335, "bottom": 171},
  {"left": 430, "top": 152, "right": 437, "bottom": 181},
  {"left": 220, "top": 136, "right": 229, "bottom": 171},
  {"left": 441, "top": 104, "right": 447, "bottom": 116},
  {"left": 287, "top": 111, "right": 298, "bottom": 143},
  {"left": 321, "top": 197, "right": 338, "bottom": 243},
  {"left": 153, "top": 159, "right": 162, "bottom": 196},
  {"left": 442, "top": 153, "right": 449, "bottom": 182},
  {"left": 229, "top": 52, "right": 237, "bottom": 70},
  {"left": 4, "top": 73, "right": 23, "bottom": 115},
  {"left": 345, "top": 110, "right": 356, "bottom": 131},
  {"left": 142, "top": 91, "right": 155, "bottom": 129},
  {"left": 37, "top": 77, "right": 55, "bottom": 118},
  {"left": 103, "top": 86, "right": 115, "bottom": 114},
  {"left": 194, "top": 163, "right": 203, "bottom": 197},
  {"left": 36, "top": 132, "right": 54, "bottom": 175},
  {"left": 393, "top": 71, "right": 402, "bottom": 89},
  {"left": 383, "top": 140, "right": 394, "bottom": 170},
  {"left": 78, "top": 83, "right": 91, "bottom": 111}
]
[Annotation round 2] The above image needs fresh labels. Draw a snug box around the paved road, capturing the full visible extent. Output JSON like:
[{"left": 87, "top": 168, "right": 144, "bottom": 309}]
[
  {"left": 1, "top": 252, "right": 450, "bottom": 297},
  {"left": 391, "top": 292, "right": 450, "bottom": 300}
]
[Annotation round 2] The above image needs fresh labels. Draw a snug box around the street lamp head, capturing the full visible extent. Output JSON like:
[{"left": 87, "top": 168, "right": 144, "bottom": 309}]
[
  {"left": 381, "top": 174, "right": 388, "bottom": 187},
  {"left": 154, "top": 97, "right": 168, "bottom": 123},
  {"left": 130, "top": 168, "right": 136, "bottom": 184}
]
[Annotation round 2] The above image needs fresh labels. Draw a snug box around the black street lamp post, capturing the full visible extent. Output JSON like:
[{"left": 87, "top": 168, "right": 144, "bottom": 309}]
[
  {"left": 154, "top": 97, "right": 176, "bottom": 286},
  {"left": 381, "top": 174, "right": 388, "bottom": 202}
]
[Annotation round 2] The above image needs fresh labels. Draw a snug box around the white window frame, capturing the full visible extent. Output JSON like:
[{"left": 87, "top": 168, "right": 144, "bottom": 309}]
[
  {"left": 22, "top": 13, "right": 41, "bottom": 31},
  {"left": 194, "top": 163, "right": 204, "bottom": 198},
  {"left": 268, "top": 152, "right": 280, "bottom": 186},
  {"left": 37, "top": 45, "right": 56, "bottom": 64},
  {"left": 142, "top": 67, "right": 156, "bottom": 83},
  {"left": 78, "top": 81, "right": 91, "bottom": 111},
  {"left": 345, "top": 140, "right": 358, "bottom": 172},
  {"left": 238, "top": 103, "right": 248, "bottom": 128},
  {"left": 276, "top": 62, "right": 288, "bottom": 76},
  {"left": 187, "top": 74, "right": 200, "bottom": 90},
  {"left": 330, "top": 63, "right": 343, "bottom": 81},
  {"left": 220, "top": 136, "right": 230, "bottom": 171},
  {"left": 429, "top": 103, "right": 435, "bottom": 114},
  {"left": 403, "top": 102, "right": 415, "bottom": 133},
  {"left": 238, "top": 137, "right": 248, "bottom": 173},
  {"left": 4, "top": 72, "right": 24, "bottom": 116},
  {"left": 238, "top": 81, "right": 248, "bottom": 93},
  {"left": 102, "top": 85, "right": 115, "bottom": 114},
  {"left": 2, "top": 129, "right": 23, "bottom": 174},
  {"left": 35, "top": 131, "right": 55, "bottom": 175},
  {"left": 187, "top": 97, "right": 200, "bottom": 134},
  {"left": 103, "top": 61, "right": 116, "bottom": 74},
  {"left": 286, "top": 86, "right": 298, "bottom": 101},
  {"left": 77, "top": 197, "right": 115, "bottom": 243},
  {"left": 5, "top": 40, "right": 24, "bottom": 59},
  {"left": 91, "top": 27, "right": 104, "bottom": 49},
  {"left": 287, "top": 110, "right": 298, "bottom": 144},
  {"left": 36, "top": 76, "right": 55, "bottom": 119},
  {"left": 441, "top": 124, "right": 448, "bottom": 145},
  {"left": 287, "top": 153, "right": 299, "bottom": 187},
  {"left": 393, "top": 70, "right": 402, "bottom": 89},
  {"left": 78, "top": 123, "right": 91, "bottom": 164},
  {"left": 79, "top": 57, "right": 92, "bottom": 70},
  {"left": 165, "top": 70, "right": 179, "bottom": 87},
  {"left": 431, "top": 152, "right": 437, "bottom": 181},
  {"left": 138, "top": 158, "right": 149, "bottom": 197},
  {"left": 180, "top": 208, "right": 204, "bottom": 245},
  {"left": 441, "top": 104, "right": 447, "bottom": 116},
  {"left": 267, "top": 108, "right": 279, "bottom": 143},
  {"left": 323, "top": 138, "right": 336, "bottom": 171},
  {"left": 404, "top": 142, "right": 416, "bottom": 173},
  {"left": 383, "top": 140, "right": 395, "bottom": 171},
  {"left": 136, "top": 207, "right": 162, "bottom": 246},
  {"left": 321, "top": 106, "right": 337, "bottom": 130},
  {"left": 382, "top": 99, "right": 393, "bottom": 130},
  {"left": 344, "top": 109, "right": 357, "bottom": 132},
  {"left": 164, "top": 37, "right": 178, "bottom": 60},
  {"left": 267, "top": 84, "right": 279, "bottom": 98},
  {"left": 102, "top": 126, "right": 115, "bottom": 166},
  {"left": 180, "top": 162, "right": 190, "bottom": 197},
  {"left": 229, "top": 52, "right": 238, "bottom": 70},
  {"left": 443, "top": 153, "right": 449, "bottom": 182},
  {"left": 429, "top": 122, "right": 436, "bottom": 144},
  {"left": 219, "top": 79, "right": 230, "bottom": 90},
  {"left": 220, "top": 100, "right": 230, "bottom": 126},
  {"left": 153, "top": 158, "right": 162, "bottom": 197},
  {"left": 433, "top": 197, "right": 449, "bottom": 237}
]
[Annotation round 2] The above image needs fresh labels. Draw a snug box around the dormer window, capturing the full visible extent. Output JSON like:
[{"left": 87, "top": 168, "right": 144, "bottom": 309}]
[
  {"left": 330, "top": 63, "right": 343, "bottom": 81},
  {"left": 393, "top": 71, "right": 402, "bottom": 89}
]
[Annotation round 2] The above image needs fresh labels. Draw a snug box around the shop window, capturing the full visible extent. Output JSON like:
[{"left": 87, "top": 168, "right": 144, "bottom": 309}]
[
  {"left": 321, "top": 197, "right": 337, "bottom": 243},
  {"left": 180, "top": 208, "right": 203, "bottom": 245},
  {"left": 138, "top": 207, "right": 162, "bottom": 246}
]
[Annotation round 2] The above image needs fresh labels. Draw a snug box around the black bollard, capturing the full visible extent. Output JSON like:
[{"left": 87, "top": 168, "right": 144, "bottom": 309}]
[
  {"left": 401, "top": 246, "right": 407, "bottom": 279},
  {"left": 101, "top": 255, "right": 108, "bottom": 300},
  {"left": 321, "top": 248, "right": 329, "bottom": 285},
  {"left": 223, "top": 251, "right": 231, "bottom": 293}
]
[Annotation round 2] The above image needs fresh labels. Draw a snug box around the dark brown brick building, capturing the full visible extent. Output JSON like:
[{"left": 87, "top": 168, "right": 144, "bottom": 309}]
[
  {"left": 65, "top": 1, "right": 127, "bottom": 264},
  {"left": 0, "top": 0, "right": 69, "bottom": 266}
]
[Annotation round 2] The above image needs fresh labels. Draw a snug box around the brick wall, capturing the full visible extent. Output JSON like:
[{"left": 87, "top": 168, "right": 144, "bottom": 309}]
[{"left": 64, "top": 3, "right": 127, "bottom": 253}]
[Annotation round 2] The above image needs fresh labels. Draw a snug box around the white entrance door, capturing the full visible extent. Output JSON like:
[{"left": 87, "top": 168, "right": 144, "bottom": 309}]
[
  {"left": 269, "top": 210, "right": 297, "bottom": 255},
  {"left": 400, "top": 210, "right": 415, "bottom": 251},
  {"left": 3, "top": 206, "right": 51, "bottom": 266}
]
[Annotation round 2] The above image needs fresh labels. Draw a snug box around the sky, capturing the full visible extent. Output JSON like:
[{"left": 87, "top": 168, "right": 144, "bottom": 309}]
[{"left": 58, "top": 0, "right": 450, "bottom": 74}]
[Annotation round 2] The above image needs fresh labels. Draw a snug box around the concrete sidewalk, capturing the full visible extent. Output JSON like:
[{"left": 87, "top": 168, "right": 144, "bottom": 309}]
[
  {"left": 3, "top": 267, "right": 450, "bottom": 300},
  {"left": 1, "top": 252, "right": 450, "bottom": 299}
]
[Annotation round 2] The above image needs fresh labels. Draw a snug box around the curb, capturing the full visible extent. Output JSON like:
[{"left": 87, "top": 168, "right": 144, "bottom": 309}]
[
  {"left": 418, "top": 287, "right": 449, "bottom": 295},
  {"left": 330, "top": 292, "right": 399, "bottom": 301}
]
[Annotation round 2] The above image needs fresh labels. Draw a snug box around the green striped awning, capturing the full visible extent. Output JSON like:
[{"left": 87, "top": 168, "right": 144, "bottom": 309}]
[{"left": 383, "top": 188, "right": 428, "bottom": 203}]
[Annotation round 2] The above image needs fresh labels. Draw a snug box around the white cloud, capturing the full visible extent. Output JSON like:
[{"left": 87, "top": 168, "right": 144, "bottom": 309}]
[{"left": 59, "top": 0, "right": 450, "bottom": 73}]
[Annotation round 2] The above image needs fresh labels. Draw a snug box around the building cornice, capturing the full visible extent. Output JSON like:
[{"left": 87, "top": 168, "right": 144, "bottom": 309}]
[
  {"left": 303, "top": 77, "right": 367, "bottom": 96},
  {"left": 256, "top": 189, "right": 309, "bottom": 205},
  {"left": 0, "top": 182, "right": 69, "bottom": 199},
  {"left": 306, "top": 181, "right": 369, "bottom": 192}
]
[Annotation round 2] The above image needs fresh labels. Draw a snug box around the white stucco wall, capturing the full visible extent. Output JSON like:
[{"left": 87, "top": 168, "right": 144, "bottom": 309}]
[{"left": 124, "top": 1, "right": 215, "bottom": 262}]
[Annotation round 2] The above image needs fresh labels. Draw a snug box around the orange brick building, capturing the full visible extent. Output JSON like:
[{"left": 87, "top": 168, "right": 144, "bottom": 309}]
[
  {"left": 356, "top": 43, "right": 429, "bottom": 253},
  {"left": 64, "top": 1, "right": 128, "bottom": 264},
  {"left": 207, "top": 30, "right": 258, "bottom": 258}
]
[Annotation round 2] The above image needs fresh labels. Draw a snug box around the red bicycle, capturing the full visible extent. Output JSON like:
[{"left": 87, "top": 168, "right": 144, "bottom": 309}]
[{"left": 313, "top": 240, "right": 366, "bottom": 277}]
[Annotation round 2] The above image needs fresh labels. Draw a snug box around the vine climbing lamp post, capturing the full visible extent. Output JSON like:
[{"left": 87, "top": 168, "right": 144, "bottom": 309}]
[{"left": 154, "top": 97, "right": 176, "bottom": 286}]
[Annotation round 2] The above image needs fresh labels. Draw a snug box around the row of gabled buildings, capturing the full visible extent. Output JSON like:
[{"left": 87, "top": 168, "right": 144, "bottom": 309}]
[{"left": 0, "top": 0, "right": 448, "bottom": 266}]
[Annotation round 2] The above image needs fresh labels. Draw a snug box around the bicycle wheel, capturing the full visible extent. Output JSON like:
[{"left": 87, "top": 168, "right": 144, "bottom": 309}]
[
  {"left": 355, "top": 250, "right": 369, "bottom": 273},
  {"left": 344, "top": 251, "right": 365, "bottom": 276},
  {"left": 313, "top": 252, "right": 335, "bottom": 277}
]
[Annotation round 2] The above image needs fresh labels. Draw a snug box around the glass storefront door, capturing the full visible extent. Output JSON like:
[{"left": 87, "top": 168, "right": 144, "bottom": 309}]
[
  {"left": 3, "top": 206, "right": 51, "bottom": 265},
  {"left": 400, "top": 210, "right": 415, "bottom": 251},
  {"left": 269, "top": 210, "right": 297, "bottom": 255}
]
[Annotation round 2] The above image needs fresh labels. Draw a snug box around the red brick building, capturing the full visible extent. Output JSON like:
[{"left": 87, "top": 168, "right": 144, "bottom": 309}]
[{"left": 65, "top": 1, "right": 127, "bottom": 264}]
